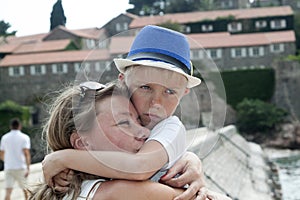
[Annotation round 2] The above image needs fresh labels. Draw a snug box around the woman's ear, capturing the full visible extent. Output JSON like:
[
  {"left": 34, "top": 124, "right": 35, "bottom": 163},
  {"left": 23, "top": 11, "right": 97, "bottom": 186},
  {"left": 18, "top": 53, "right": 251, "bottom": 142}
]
[{"left": 70, "top": 132, "right": 88, "bottom": 150}]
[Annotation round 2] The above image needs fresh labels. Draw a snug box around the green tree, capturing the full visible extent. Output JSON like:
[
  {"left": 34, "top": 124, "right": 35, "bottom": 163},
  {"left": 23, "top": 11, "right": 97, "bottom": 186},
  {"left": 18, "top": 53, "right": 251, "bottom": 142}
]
[
  {"left": 165, "top": 0, "right": 201, "bottom": 13},
  {"left": 0, "top": 20, "right": 16, "bottom": 37},
  {"left": 127, "top": 0, "right": 210, "bottom": 16},
  {"left": 158, "top": 21, "right": 182, "bottom": 32},
  {"left": 0, "top": 100, "right": 31, "bottom": 137},
  {"left": 127, "top": 0, "right": 158, "bottom": 15},
  {"left": 294, "top": 13, "right": 300, "bottom": 51},
  {"left": 50, "top": 0, "right": 67, "bottom": 30},
  {"left": 236, "top": 99, "right": 287, "bottom": 134}
]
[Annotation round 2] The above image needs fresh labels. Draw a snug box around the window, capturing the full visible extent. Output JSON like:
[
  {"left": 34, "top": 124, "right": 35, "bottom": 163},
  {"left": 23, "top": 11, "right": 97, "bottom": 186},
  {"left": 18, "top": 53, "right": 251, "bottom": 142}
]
[
  {"left": 74, "top": 63, "right": 81, "bottom": 72},
  {"left": 185, "top": 26, "right": 191, "bottom": 33},
  {"left": 231, "top": 48, "right": 246, "bottom": 58},
  {"left": 249, "top": 46, "right": 264, "bottom": 57},
  {"left": 123, "top": 22, "right": 128, "bottom": 30},
  {"left": 52, "top": 63, "right": 68, "bottom": 74},
  {"left": 228, "top": 22, "right": 242, "bottom": 32},
  {"left": 201, "top": 24, "right": 213, "bottom": 32},
  {"left": 207, "top": 49, "right": 222, "bottom": 59},
  {"left": 86, "top": 39, "right": 96, "bottom": 49},
  {"left": 255, "top": 20, "right": 267, "bottom": 29},
  {"left": 270, "top": 43, "right": 284, "bottom": 53},
  {"left": 30, "top": 65, "right": 46, "bottom": 75},
  {"left": 115, "top": 22, "right": 128, "bottom": 32},
  {"left": 221, "top": 0, "right": 233, "bottom": 8},
  {"left": 8, "top": 66, "right": 25, "bottom": 76},
  {"left": 116, "top": 23, "right": 121, "bottom": 31},
  {"left": 270, "top": 19, "right": 286, "bottom": 29},
  {"left": 95, "top": 61, "right": 112, "bottom": 72},
  {"left": 80, "top": 62, "right": 91, "bottom": 73},
  {"left": 190, "top": 50, "right": 204, "bottom": 59},
  {"left": 297, "top": 0, "right": 300, "bottom": 8}
]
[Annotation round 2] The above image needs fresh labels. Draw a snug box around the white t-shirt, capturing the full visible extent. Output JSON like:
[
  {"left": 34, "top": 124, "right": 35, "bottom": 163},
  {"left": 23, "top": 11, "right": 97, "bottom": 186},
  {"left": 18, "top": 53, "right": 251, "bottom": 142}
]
[
  {"left": 147, "top": 116, "right": 187, "bottom": 181},
  {"left": 0, "top": 130, "right": 31, "bottom": 170},
  {"left": 62, "top": 179, "right": 105, "bottom": 200}
]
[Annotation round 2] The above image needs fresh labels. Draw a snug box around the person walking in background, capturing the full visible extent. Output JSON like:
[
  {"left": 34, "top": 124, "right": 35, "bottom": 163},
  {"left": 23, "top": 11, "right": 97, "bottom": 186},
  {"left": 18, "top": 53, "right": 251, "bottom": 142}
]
[{"left": 0, "top": 118, "right": 31, "bottom": 200}]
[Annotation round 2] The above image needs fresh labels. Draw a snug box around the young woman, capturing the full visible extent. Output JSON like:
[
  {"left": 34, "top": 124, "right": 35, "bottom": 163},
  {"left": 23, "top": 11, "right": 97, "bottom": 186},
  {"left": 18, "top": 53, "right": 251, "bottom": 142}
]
[{"left": 29, "top": 82, "right": 188, "bottom": 199}]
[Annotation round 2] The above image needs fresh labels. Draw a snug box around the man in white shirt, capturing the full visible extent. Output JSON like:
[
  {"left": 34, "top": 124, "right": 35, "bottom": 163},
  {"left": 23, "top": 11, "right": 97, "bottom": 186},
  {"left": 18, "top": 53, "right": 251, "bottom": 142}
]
[{"left": 0, "top": 118, "right": 31, "bottom": 200}]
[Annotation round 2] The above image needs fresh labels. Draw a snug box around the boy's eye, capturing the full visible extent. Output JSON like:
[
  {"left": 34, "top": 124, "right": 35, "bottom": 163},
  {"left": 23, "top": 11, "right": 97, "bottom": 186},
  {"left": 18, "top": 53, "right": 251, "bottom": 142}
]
[{"left": 166, "top": 89, "right": 176, "bottom": 94}]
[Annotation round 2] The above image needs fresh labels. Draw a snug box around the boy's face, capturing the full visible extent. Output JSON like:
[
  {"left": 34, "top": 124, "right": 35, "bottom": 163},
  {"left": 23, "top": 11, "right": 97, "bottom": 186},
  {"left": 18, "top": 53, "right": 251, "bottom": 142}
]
[{"left": 124, "top": 66, "right": 189, "bottom": 129}]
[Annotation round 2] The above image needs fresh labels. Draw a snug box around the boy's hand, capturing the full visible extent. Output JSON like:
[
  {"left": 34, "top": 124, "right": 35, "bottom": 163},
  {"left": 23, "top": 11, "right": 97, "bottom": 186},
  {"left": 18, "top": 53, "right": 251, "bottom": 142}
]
[
  {"left": 159, "top": 152, "right": 206, "bottom": 200},
  {"left": 206, "top": 189, "right": 232, "bottom": 200},
  {"left": 42, "top": 151, "right": 68, "bottom": 186}
]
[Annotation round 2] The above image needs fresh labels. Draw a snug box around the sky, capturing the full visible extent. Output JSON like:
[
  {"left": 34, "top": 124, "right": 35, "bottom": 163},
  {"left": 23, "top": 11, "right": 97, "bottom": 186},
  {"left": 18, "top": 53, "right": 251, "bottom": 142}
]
[{"left": 0, "top": 0, "right": 133, "bottom": 36}]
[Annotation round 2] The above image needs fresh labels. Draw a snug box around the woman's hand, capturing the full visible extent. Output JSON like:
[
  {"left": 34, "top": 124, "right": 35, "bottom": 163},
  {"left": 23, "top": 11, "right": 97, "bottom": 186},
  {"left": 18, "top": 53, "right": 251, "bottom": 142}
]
[
  {"left": 42, "top": 150, "right": 69, "bottom": 187},
  {"left": 51, "top": 169, "right": 74, "bottom": 193},
  {"left": 159, "top": 152, "right": 206, "bottom": 200}
]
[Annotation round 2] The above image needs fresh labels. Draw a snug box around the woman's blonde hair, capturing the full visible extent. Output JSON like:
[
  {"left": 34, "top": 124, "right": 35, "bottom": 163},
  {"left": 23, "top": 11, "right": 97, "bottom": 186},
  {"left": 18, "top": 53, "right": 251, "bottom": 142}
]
[{"left": 29, "top": 81, "right": 129, "bottom": 200}]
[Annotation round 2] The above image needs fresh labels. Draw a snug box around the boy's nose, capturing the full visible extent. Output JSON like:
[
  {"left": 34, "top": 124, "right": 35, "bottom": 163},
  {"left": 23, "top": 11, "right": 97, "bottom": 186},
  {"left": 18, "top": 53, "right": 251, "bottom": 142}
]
[{"left": 150, "top": 93, "right": 162, "bottom": 107}]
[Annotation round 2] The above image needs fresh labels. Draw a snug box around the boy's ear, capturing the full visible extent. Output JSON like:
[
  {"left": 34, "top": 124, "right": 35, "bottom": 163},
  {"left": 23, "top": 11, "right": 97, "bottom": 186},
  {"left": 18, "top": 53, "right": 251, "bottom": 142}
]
[
  {"left": 184, "top": 88, "right": 190, "bottom": 96},
  {"left": 70, "top": 132, "right": 88, "bottom": 150},
  {"left": 118, "top": 73, "right": 125, "bottom": 81}
]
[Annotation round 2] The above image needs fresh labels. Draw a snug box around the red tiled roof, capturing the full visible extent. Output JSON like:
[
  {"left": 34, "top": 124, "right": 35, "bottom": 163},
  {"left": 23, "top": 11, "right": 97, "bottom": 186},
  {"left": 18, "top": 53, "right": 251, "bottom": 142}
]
[
  {"left": 1, "top": 30, "right": 294, "bottom": 67},
  {"left": 48, "top": 26, "right": 103, "bottom": 40},
  {"left": 109, "top": 36, "right": 135, "bottom": 54},
  {"left": 5, "top": 33, "right": 47, "bottom": 45},
  {"left": 13, "top": 39, "right": 73, "bottom": 54},
  {"left": 188, "top": 30, "right": 295, "bottom": 49},
  {"left": 130, "top": 6, "right": 293, "bottom": 28},
  {"left": 124, "top": 12, "right": 140, "bottom": 19},
  {"left": 0, "top": 49, "right": 110, "bottom": 67},
  {"left": 106, "top": 30, "right": 296, "bottom": 52},
  {"left": 0, "top": 43, "right": 21, "bottom": 53}
]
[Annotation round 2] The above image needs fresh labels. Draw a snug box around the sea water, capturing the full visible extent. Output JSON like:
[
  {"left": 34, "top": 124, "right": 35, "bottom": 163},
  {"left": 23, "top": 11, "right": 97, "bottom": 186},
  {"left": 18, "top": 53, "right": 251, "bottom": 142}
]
[{"left": 265, "top": 149, "right": 300, "bottom": 200}]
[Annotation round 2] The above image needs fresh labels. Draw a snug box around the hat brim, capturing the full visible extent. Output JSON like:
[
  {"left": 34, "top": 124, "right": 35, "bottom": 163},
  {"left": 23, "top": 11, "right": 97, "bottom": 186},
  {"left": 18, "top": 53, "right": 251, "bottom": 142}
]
[{"left": 114, "top": 58, "right": 201, "bottom": 88}]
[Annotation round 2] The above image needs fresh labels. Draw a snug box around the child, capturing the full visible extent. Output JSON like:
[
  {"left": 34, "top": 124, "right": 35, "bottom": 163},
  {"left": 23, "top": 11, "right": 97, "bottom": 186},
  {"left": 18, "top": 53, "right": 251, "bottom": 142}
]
[{"left": 43, "top": 25, "right": 204, "bottom": 199}]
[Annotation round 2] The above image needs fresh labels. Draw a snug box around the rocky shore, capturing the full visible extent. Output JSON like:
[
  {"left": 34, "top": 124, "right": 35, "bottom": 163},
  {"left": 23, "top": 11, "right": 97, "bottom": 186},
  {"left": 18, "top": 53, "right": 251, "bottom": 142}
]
[{"left": 242, "top": 123, "right": 300, "bottom": 150}]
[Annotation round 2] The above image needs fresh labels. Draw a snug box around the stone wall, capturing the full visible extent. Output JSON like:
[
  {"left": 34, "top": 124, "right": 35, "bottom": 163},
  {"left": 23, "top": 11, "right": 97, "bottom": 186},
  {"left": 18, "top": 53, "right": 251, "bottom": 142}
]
[
  {"left": 187, "top": 125, "right": 279, "bottom": 200},
  {"left": 272, "top": 60, "right": 300, "bottom": 121}
]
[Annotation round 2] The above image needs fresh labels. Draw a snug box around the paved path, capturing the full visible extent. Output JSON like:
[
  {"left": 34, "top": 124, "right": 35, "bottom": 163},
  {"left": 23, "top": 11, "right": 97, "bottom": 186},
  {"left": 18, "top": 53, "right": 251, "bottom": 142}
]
[
  {"left": 0, "top": 126, "right": 276, "bottom": 200},
  {"left": 0, "top": 163, "right": 43, "bottom": 200}
]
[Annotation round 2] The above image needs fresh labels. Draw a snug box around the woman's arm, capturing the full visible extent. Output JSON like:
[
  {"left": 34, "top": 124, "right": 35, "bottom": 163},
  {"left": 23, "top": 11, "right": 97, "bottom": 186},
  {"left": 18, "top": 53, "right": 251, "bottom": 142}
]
[{"left": 95, "top": 180, "right": 188, "bottom": 200}]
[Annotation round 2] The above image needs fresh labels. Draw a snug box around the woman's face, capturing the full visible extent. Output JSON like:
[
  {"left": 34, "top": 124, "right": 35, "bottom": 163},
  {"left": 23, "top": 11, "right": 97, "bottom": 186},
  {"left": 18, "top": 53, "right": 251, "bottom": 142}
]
[{"left": 84, "top": 95, "right": 150, "bottom": 153}]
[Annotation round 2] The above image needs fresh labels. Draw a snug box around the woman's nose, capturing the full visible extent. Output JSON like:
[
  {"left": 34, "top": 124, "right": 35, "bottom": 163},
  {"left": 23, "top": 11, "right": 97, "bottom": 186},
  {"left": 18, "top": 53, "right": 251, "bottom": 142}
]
[{"left": 135, "top": 126, "right": 150, "bottom": 140}]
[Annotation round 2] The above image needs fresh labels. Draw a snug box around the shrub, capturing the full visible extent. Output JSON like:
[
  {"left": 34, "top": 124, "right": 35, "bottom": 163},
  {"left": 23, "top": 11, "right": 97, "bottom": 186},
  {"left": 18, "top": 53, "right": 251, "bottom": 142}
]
[
  {"left": 0, "top": 100, "right": 31, "bottom": 137},
  {"left": 236, "top": 98, "right": 287, "bottom": 133}
]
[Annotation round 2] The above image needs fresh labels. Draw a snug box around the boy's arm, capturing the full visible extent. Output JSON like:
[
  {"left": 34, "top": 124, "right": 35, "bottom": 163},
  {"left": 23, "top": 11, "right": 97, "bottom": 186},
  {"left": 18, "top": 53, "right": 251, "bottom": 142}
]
[
  {"left": 43, "top": 141, "right": 168, "bottom": 187},
  {"left": 43, "top": 116, "right": 185, "bottom": 185},
  {"left": 160, "top": 151, "right": 206, "bottom": 200}
]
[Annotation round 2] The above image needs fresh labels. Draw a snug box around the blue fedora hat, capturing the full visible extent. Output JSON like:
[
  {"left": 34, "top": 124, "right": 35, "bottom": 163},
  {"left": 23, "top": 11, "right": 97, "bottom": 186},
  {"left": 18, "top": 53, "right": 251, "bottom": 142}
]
[{"left": 114, "top": 25, "right": 201, "bottom": 88}]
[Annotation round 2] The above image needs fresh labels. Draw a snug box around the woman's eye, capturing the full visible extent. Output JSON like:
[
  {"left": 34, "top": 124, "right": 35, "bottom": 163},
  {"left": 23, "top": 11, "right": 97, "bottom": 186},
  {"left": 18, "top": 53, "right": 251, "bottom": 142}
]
[
  {"left": 117, "top": 120, "right": 130, "bottom": 126},
  {"left": 140, "top": 85, "right": 150, "bottom": 90}
]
